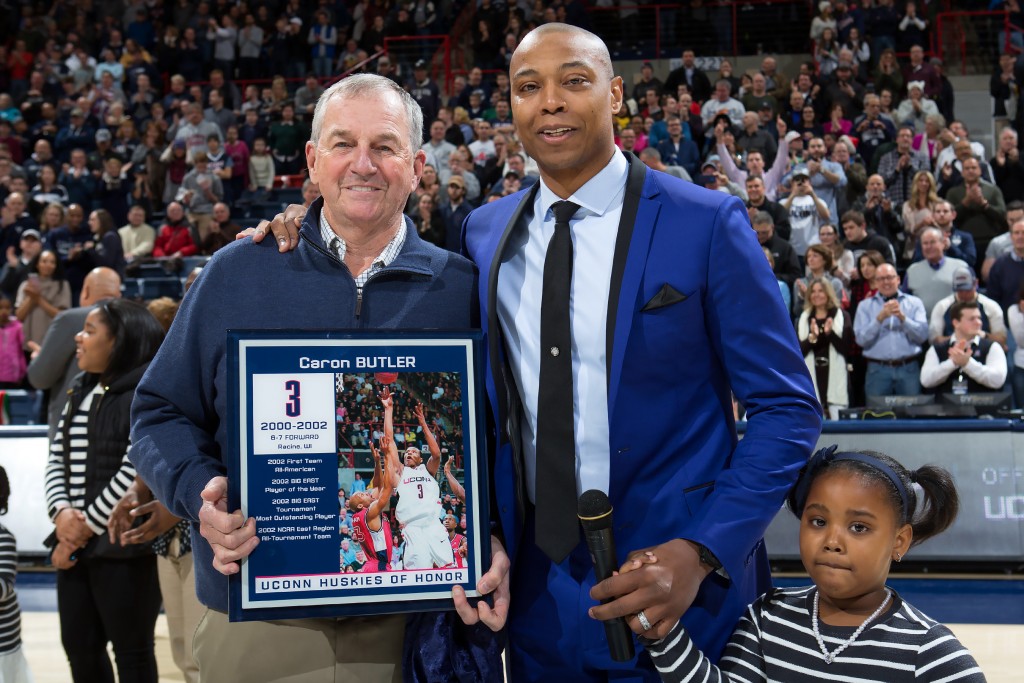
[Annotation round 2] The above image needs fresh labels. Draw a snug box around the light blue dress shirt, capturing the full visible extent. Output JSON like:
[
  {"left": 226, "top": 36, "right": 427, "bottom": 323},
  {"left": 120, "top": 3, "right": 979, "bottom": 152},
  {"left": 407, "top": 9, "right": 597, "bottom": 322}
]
[
  {"left": 496, "top": 152, "right": 628, "bottom": 502},
  {"left": 854, "top": 291, "right": 930, "bottom": 360}
]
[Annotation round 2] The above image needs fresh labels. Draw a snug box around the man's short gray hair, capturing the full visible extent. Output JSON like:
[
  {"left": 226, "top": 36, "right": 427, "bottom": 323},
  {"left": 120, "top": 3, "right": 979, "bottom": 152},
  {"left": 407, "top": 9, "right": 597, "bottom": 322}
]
[
  {"left": 752, "top": 210, "right": 774, "bottom": 227},
  {"left": 639, "top": 147, "right": 662, "bottom": 162},
  {"left": 310, "top": 74, "right": 423, "bottom": 152}
]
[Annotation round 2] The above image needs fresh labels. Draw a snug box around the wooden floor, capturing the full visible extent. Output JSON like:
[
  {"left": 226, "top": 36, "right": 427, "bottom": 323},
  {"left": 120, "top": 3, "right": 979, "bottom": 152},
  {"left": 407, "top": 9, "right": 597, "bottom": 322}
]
[
  {"left": 19, "top": 612, "right": 1024, "bottom": 682},
  {"left": 23, "top": 613, "right": 183, "bottom": 683}
]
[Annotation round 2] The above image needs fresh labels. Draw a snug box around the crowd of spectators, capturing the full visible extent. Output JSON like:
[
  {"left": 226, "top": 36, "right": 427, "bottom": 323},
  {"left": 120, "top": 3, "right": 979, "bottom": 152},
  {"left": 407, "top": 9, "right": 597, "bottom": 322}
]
[
  {"left": 3, "top": 0, "right": 1024, "bottom": 418},
  {"left": 578, "top": 9, "right": 1024, "bottom": 419}
]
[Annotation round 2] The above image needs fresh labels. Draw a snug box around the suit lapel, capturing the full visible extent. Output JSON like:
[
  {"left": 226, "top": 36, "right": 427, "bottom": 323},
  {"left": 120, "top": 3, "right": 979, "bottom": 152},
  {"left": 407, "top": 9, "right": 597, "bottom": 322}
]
[
  {"left": 607, "top": 155, "right": 661, "bottom": 412},
  {"left": 487, "top": 184, "right": 539, "bottom": 422},
  {"left": 606, "top": 152, "right": 647, "bottom": 381},
  {"left": 487, "top": 185, "right": 538, "bottom": 531}
]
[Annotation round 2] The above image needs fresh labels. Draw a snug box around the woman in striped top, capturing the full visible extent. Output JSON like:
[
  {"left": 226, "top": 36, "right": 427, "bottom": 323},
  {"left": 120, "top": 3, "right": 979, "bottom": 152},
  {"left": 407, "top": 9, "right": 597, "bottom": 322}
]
[
  {"left": 44, "top": 299, "right": 165, "bottom": 683},
  {"left": 0, "top": 466, "right": 33, "bottom": 682},
  {"left": 618, "top": 447, "right": 987, "bottom": 682}
]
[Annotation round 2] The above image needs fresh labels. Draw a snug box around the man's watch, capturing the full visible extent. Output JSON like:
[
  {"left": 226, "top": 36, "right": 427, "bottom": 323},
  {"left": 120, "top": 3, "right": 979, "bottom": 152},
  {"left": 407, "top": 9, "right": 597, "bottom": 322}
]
[{"left": 695, "top": 542, "right": 722, "bottom": 571}]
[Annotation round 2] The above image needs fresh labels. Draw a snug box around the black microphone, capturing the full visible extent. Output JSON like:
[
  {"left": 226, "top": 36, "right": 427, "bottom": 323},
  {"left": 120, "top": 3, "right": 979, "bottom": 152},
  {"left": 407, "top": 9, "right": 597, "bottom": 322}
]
[{"left": 578, "top": 489, "right": 635, "bottom": 662}]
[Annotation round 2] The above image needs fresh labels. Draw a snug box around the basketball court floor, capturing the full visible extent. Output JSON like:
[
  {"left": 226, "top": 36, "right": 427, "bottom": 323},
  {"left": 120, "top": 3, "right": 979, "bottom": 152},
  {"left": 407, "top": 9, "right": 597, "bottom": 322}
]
[{"left": 14, "top": 571, "right": 1024, "bottom": 682}]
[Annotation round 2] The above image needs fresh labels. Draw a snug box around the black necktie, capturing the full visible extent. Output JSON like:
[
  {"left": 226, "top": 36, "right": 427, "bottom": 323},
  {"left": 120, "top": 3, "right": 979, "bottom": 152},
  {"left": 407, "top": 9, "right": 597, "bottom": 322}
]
[{"left": 535, "top": 200, "right": 580, "bottom": 563}]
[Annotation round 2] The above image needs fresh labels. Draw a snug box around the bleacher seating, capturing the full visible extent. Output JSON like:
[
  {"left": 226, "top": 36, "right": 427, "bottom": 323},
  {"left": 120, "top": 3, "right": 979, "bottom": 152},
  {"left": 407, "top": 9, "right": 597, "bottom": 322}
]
[
  {"left": 1, "top": 390, "right": 43, "bottom": 425},
  {"left": 123, "top": 277, "right": 183, "bottom": 301},
  {"left": 272, "top": 188, "right": 304, "bottom": 206}
]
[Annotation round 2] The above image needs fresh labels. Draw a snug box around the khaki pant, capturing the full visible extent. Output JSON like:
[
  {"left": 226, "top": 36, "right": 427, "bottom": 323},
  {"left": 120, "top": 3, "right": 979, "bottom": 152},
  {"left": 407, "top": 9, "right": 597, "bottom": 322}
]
[
  {"left": 157, "top": 550, "right": 203, "bottom": 683},
  {"left": 193, "top": 608, "right": 405, "bottom": 683}
]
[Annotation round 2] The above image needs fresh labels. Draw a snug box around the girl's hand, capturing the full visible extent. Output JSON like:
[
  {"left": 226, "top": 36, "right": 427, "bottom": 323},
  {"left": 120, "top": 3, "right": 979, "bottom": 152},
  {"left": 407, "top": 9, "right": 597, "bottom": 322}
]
[
  {"left": 51, "top": 541, "right": 79, "bottom": 570},
  {"left": 617, "top": 551, "right": 658, "bottom": 576}
]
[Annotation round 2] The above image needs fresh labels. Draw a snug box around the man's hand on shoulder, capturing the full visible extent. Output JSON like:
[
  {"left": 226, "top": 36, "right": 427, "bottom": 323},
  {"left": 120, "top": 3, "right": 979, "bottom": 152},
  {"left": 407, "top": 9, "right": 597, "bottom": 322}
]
[
  {"left": 237, "top": 203, "right": 307, "bottom": 251},
  {"left": 198, "top": 476, "right": 259, "bottom": 575},
  {"left": 452, "top": 534, "right": 510, "bottom": 631}
]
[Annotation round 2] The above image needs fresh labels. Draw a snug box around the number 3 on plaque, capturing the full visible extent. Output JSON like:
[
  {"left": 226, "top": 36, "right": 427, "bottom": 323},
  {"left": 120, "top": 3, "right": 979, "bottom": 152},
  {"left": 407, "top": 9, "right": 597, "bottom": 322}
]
[{"left": 285, "top": 380, "right": 301, "bottom": 417}]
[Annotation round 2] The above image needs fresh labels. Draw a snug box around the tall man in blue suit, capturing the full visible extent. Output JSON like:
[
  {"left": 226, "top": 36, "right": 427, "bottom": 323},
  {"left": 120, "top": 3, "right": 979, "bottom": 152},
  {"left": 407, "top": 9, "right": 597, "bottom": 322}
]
[
  {"left": 251, "top": 23, "right": 821, "bottom": 681},
  {"left": 456, "top": 24, "right": 821, "bottom": 679}
]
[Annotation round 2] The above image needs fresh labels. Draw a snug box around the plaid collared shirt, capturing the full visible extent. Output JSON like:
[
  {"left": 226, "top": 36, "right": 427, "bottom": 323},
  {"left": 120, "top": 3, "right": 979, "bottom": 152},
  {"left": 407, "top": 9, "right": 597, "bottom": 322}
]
[{"left": 319, "top": 208, "right": 406, "bottom": 290}]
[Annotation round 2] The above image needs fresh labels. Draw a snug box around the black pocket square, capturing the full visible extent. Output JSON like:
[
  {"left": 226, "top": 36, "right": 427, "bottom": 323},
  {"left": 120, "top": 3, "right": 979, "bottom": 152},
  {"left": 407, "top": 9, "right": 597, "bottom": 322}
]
[{"left": 642, "top": 284, "right": 687, "bottom": 311}]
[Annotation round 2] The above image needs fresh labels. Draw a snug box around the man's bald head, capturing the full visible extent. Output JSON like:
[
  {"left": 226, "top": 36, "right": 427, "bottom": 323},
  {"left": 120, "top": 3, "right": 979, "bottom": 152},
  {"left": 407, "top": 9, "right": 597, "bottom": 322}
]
[
  {"left": 508, "top": 22, "right": 622, "bottom": 196},
  {"left": 512, "top": 23, "right": 614, "bottom": 81},
  {"left": 80, "top": 267, "right": 122, "bottom": 307}
]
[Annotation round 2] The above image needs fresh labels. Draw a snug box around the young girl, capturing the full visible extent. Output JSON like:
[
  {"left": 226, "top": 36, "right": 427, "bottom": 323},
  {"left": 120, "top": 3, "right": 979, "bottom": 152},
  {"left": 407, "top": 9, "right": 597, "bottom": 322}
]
[
  {"left": 636, "top": 446, "right": 986, "bottom": 682},
  {"left": 0, "top": 296, "right": 26, "bottom": 389},
  {"left": 0, "top": 465, "right": 33, "bottom": 681}
]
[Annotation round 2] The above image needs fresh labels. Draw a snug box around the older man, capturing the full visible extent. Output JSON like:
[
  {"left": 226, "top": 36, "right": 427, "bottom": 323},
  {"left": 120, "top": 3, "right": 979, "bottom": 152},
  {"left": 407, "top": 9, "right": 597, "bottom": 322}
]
[
  {"left": 854, "top": 262, "right": 929, "bottom": 398},
  {"left": 904, "top": 226, "right": 969, "bottom": 318},
  {"left": 129, "top": 75, "right": 487, "bottom": 683}
]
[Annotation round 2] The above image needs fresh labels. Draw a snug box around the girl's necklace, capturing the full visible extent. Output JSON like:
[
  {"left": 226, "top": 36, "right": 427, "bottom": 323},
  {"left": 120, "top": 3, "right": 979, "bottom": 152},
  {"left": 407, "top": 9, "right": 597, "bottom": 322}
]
[{"left": 811, "top": 587, "right": 892, "bottom": 664}]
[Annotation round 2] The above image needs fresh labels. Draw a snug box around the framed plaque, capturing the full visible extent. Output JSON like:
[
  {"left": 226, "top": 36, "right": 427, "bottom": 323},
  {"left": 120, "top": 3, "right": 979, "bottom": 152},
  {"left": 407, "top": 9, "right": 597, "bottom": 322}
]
[{"left": 227, "top": 330, "right": 489, "bottom": 621}]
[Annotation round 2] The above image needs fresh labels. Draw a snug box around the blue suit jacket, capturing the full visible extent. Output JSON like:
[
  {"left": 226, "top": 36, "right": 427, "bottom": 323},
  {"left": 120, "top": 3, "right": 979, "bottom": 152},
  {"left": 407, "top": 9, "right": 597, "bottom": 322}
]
[{"left": 463, "top": 152, "right": 821, "bottom": 661}]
